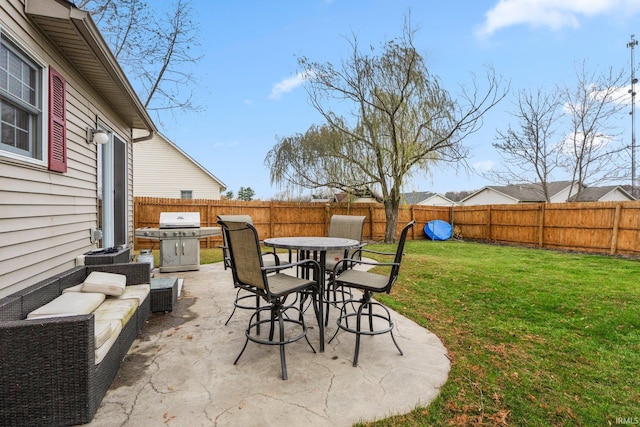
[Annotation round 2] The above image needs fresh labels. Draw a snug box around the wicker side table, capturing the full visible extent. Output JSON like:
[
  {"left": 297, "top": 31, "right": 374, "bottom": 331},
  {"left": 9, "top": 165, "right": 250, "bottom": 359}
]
[
  {"left": 83, "top": 247, "right": 131, "bottom": 265},
  {"left": 150, "top": 277, "right": 178, "bottom": 312}
]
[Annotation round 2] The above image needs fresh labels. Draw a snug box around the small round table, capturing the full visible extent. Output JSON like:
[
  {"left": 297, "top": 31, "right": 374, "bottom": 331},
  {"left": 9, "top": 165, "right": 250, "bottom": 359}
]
[{"left": 262, "top": 236, "right": 360, "bottom": 352}]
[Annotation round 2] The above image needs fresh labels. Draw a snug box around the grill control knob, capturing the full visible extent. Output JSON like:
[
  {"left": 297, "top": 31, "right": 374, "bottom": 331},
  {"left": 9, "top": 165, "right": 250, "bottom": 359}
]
[
  {"left": 162, "top": 232, "right": 168, "bottom": 237},
  {"left": 191, "top": 231, "right": 197, "bottom": 236},
  {"left": 173, "top": 232, "right": 178, "bottom": 237}
]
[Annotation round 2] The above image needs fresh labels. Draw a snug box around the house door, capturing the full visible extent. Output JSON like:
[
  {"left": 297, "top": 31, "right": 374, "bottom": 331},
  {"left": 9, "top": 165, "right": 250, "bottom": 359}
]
[{"left": 98, "top": 130, "right": 127, "bottom": 248}]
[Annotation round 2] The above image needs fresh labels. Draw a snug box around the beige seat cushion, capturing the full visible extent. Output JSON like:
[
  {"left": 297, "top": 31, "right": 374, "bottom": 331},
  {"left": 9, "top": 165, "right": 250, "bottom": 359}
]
[
  {"left": 81, "top": 271, "right": 127, "bottom": 296},
  {"left": 27, "top": 292, "right": 105, "bottom": 319},
  {"left": 95, "top": 321, "right": 122, "bottom": 365},
  {"left": 64, "top": 283, "right": 150, "bottom": 305},
  {"left": 93, "top": 299, "right": 138, "bottom": 327},
  {"left": 94, "top": 320, "right": 119, "bottom": 349},
  {"left": 111, "top": 284, "right": 150, "bottom": 305}
]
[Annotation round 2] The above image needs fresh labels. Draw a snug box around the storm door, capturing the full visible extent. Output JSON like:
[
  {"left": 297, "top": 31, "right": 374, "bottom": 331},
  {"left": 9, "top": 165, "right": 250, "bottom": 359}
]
[{"left": 98, "top": 130, "right": 127, "bottom": 247}]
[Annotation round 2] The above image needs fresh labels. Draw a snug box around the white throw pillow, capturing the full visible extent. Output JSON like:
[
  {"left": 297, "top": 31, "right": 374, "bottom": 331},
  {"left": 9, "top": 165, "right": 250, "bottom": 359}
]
[
  {"left": 61, "top": 284, "right": 84, "bottom": 293},
  {"left": 27, "top": 292, "right": 105, "bottom": 319},
  {"left": 81, "top": 271, "right": 127, "bottom": 296}
]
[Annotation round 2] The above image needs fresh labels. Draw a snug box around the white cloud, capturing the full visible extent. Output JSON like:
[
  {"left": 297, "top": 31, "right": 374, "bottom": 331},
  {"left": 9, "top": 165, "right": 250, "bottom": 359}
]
[
  {"left": 611, "top": 84, "right": 636, "bottom": 106},
  {"left": 473, "top": 160, "right": 495, "bottom": 172},
  {"left": 559, "top": 84, "right": 631, "bottom": 116},
  {"left": 560, "top": 131, "right": 614, "bottom": 155},
  {"left": 269, "top": 70, "right": 315, "bottom": 100},
  {"left": 476, "top": 0, "right": 640, "bottom": 38}
]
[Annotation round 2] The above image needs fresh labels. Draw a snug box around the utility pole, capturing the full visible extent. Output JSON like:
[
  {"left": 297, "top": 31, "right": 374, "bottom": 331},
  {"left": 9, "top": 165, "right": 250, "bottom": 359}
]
[{"left": 628, "top": 35, "right": 638, "bottom": 198}]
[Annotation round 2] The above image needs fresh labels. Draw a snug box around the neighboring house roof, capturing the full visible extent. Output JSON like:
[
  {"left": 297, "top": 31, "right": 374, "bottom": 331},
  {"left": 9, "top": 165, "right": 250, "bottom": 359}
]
[
  {"left": 401, "top": 191, "right": 457, "bottom": 206},
  {"left": 569, "top": 185, "right": 635, "bottom": 202},
  {"left": 25, "top": 0, "right": 155, "bottom": 133},
  {"left": 497, "top": 181, "right": 573, "bottom": 202},
  {"left": 461, "top": 181, "right": 574, "bottom": 204},
  {"left": 334, "top": 192, "right": 378, "bottom": 203},
  {"left": 462, "top": 181, "right": 635, "bottom": 205},
  {"left": 401, "top": 191, "right": 434, "bottom": 205}
]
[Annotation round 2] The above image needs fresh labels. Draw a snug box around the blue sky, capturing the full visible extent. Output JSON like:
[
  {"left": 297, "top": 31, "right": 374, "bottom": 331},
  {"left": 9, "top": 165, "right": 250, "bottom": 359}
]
[{"left": 151, "top": 0, "right": 640, "bottom": 199}]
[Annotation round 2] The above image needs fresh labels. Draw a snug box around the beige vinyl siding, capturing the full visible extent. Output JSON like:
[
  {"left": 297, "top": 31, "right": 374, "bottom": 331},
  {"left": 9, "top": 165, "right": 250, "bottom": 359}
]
[
  {"left": 0, "top": 161, "right": 96, "bottom": 296},
  {"left": 134, "top": 137, "right": 223, "bottom": 199},
  {"left": 599, "top": 189, "right": 630, "bottom": 202},
  {"left": 462, "top": 188, "right": 515, "bottom": 206},
  {"left": 417, "top": 194, "right": 457, "bottom": 206},
  {"left": 0, "top": 1, "right": 136, "bottom": 297},
  {"left": 549, "top": 183, "right": 579, "bottom": 203}
]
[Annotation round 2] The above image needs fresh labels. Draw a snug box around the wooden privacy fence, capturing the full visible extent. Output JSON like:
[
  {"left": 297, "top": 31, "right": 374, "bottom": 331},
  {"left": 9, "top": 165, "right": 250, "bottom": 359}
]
[{"left": 134, "top": 197, "right": 640, "bottom": 258}]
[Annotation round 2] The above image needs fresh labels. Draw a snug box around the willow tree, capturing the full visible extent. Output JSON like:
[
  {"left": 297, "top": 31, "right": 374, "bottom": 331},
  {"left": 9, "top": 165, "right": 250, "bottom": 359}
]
[{"left": 266, "top": 20, "right": 505, "bottom": 243}]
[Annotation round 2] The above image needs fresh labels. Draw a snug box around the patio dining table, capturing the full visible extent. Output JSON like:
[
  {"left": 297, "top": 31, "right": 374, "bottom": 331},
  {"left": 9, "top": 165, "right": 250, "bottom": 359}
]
[{"left": 262, "top": 236, "right": 360, "bottom": 352}]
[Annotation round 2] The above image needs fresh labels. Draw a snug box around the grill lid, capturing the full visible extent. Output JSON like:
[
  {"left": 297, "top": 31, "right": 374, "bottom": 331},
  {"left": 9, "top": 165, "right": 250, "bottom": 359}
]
[{"left": 159, "top": 212, "right": 200, "bottom": 228}]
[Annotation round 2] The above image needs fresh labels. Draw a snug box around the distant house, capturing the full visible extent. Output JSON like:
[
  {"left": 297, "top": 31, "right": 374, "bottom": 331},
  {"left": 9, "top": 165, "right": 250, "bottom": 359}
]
[
  {"left": 401, "top": 191, "right": 457, "bottom": 206},
  {"left": 334, "top": 192, "right": 378, "bottom": 203},
  {"left": 461, "top": 181, "right": 576, "bottom": 205},
  {"left": 0, "top": 1, "right": 155, "bottom": 296},
  {"left": 567, "top": 185, "right": 634, "bottom": 202},
  {"left": 133, "top": 132, "right": 226, "bottom": 199},
  {"left": 461, "top": 181, "right": 634, "bottom": 206}
]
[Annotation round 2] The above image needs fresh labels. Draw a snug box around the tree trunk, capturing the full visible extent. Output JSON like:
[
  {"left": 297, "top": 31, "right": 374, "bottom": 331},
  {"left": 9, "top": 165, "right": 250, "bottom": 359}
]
[{"left": 383, "top": 199, "right": 399, "bottom": 243}]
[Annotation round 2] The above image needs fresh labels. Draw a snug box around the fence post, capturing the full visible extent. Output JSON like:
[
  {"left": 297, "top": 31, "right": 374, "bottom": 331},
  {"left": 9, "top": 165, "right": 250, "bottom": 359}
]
[
  {"left": 610, "top": 204, "right": 622, "bottom": 255},
  {"left": 487, "top": 205, "right": 492, "bottom": 241},
  {"left": 269, "top": 201, "right": 274, "bottom": 238},
  {"left": 538, "top": 203, "right": 545, "bottom": 248},
  {"left": 206, "top": 200, "right": 212, "bottom": 248},
  {"left": 324, "top": 203, "right": 331, "bottom": 236},
  {"left": 410, "top": 206, "right": 415, "bottom": 240},
  {"left": 369, "top": 206, "right": 374, "bottom": 241},
  {"left": 450, "top": 205, "right": 454, "bottom": 228}
]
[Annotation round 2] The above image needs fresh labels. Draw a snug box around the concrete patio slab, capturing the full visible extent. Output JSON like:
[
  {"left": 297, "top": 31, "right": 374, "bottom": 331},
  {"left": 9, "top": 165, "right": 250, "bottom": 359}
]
[{"left": 85, "top": 261, "right": 450, "bottom": 427}]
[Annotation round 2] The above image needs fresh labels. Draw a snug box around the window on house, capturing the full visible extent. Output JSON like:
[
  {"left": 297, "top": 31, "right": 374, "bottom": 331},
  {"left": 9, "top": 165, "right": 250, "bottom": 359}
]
[
  {"left": 181, "top": 190, "right": 193, "bottom": 200},
  {"left": 0, "top": 32, "right": 43, "bottom": 162}
]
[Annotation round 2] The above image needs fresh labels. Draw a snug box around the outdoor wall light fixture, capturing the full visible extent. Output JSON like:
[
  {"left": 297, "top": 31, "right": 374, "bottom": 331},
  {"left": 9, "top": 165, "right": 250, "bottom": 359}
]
[{"left": 87, "top": 128, "right": 109, "bottom": 145}]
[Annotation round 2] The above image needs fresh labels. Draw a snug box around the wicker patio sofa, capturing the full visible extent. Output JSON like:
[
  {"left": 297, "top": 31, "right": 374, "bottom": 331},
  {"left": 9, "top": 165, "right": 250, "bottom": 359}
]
[{"left": 0, "top": 262, "right": 151, "bottom": 426}]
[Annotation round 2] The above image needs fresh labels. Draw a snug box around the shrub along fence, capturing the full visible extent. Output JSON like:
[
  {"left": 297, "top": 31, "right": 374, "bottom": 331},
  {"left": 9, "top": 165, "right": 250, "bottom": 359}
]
[{"left": 134, "top": 197, "right": 640, "bottom": 258}]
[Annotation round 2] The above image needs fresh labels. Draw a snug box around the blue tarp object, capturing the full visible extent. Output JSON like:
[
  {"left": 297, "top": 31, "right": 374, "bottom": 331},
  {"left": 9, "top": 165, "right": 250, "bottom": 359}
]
[{"left": 424, "top": 220, "right": 453, "bottom": 241}]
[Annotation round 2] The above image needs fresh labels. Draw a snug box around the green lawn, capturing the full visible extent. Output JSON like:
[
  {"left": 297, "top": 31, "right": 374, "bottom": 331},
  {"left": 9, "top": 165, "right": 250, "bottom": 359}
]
[
  {"left": 363, "top": 240, "right": 640, "bottom": 426},
  {"left": 195, "top": 241, "right": 639, "bottom": 425}
]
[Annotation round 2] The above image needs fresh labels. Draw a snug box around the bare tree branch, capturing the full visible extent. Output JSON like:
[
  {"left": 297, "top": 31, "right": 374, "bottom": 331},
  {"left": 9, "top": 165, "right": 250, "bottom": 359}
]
[
  {"left": 486, "top": 88, "right": 563, "bottom": 201},
  {"left": 488, "top": 60, "right": 629, "bottom": 201},
  {"left": 81, "top": 0, "right": 203, "bottom": 125},
  {"left": 561, "top": 61, "right": 628, "bottom": 199}
]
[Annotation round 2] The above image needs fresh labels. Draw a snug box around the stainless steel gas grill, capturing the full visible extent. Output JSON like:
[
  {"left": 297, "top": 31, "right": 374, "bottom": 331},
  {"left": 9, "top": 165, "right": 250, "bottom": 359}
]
[{"left": 135, "top": 212, "right": 220, "bottom": 272}]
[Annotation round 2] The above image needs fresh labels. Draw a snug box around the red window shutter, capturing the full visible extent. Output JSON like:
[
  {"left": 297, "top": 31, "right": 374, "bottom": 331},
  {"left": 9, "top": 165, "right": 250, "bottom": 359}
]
[{"left": 48, "top": 67, "right": 67, "bottom": 173}]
